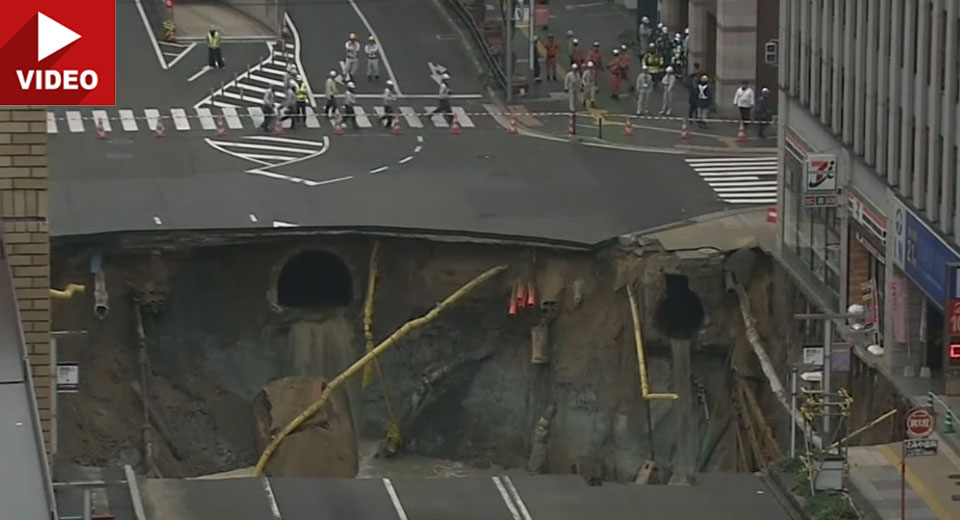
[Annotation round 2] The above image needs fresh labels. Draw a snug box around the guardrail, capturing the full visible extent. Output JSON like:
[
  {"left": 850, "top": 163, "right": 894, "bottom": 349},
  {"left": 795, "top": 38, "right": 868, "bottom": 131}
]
[{"left": 440, "top": 0, "right": 508, "bottom": 93}]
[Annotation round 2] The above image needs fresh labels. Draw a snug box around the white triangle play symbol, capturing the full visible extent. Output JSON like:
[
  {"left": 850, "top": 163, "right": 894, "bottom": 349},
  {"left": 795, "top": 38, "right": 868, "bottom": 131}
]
[{"left": 37, "top": 12, "right": 81, "bottom": 62}]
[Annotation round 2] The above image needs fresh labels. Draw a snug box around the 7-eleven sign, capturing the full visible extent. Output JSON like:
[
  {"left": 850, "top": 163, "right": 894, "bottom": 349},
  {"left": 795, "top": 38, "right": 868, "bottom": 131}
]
[{"left": 805, "top": 154, "right": 838, "bottom": 193}]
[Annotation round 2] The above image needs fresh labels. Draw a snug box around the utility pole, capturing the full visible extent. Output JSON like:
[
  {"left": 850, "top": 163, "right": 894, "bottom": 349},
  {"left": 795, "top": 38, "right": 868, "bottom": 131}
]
[
  {"left": 528, "top": 0, "right": 535, "bottom": 86},
  {"left": 505, "top": 1, "right": 513, "bottom": 103}
]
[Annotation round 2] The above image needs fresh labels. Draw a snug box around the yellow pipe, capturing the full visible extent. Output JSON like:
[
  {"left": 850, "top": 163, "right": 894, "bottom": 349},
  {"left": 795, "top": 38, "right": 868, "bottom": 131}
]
[
  {"left": 252, "top": 264, "right": 508, "bottom": 476},
  {"left": 361, "top": 241, "right": 381, "bottom": 389},
  {"left": 626, "top": 284, "right": 679, "bottom": 401},
  {"left": 828, "top": 408, "right": 897, "bottom": 450},
  {"left": 50, "top": 284, "right": 85, "bottom": 299}
]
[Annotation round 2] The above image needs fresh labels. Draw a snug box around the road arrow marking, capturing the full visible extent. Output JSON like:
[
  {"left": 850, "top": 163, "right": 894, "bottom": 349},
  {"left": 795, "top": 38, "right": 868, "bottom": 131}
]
[{"left": 428, "top": 61, "right": 447, "bottom": 87}]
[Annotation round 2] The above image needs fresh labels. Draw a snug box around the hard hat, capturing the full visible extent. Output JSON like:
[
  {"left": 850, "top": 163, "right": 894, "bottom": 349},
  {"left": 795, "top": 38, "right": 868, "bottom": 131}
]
[
  {"left": 700, "top": 74, "right": 709, "bottom": 81},
  {"left": 685, "top": 27, "right": 690, "bottom": 34},
  {"left": 612, "top": 48, "right": 620, "bottom": 55},
  {"left": 330, "top": 70, "right": 337, "bottom": 77},
  {"left": 572, "top": 38, "right": 579, "bottom": 44},
  {"left": 662, "top": 26, "right": 669, "bottom": 33},
  {"left": 368, "top": 35, "right": 375, "bottom": 42},
  {"left": 666, "top": 66, "right": 674, "bottom": 72},
  {"left": 648, "top": 42, "right": 656, "bottom": 48},
  {"left": 441, "top": 72, "right": 450, "bottom": 80},
  {"left": 761, "top": 87, "right": 770, "bottom": 93},
  {"left": 566, "top": 29, "right": 574, "bottom": 36},
  {"left": 641, "top": 16, "right": 649, "bottom": 23},
  {"left": 621, "top": 44, "right": 627, "bottom": 50},
  {"left": 641, "top": 64, "right": 648, "bottom": 71},
  {"left": 571, "top": 63, "right": 578, "bottom": 69},
  {"left": 675, "top": 33, "right": 681, "bottom": 39},
  {"left": 347, "top": 81, "right": 356, "bottom": 88},
  {"left": 586, "top": 60, "right": 594, "bottom": 67},
  {"left": 657, "top": 22, "right": 663, "bottom": 28},
  {"left": 349, "top": 33, "right": 357, "bottom": 39},
  {"left": 386, "top": 79, "right": 394, "bottom": 85},
  {"left": 593, "top": 41, "right": 600, "bottom": 47}
]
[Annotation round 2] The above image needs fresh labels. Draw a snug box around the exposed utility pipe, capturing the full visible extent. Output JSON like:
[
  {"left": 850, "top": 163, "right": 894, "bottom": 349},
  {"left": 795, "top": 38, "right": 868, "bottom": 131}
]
[
  {"left": 50, "top": 284, "right": 85, "bottom": 299},
  {"left": 90, "top": 254, "right": 109, "bottom": 319},
  {"left": 828, "top": 409, "right": 897, "bottom": 450},
  {"left": 361, "top": 241, "right": 381, "bottom": 389},
  {"left": 625, "top": 283, "right": 678, "bottom": 401},
  {"left": 252, "top": 264, "right": 509, "bottom": 476}
]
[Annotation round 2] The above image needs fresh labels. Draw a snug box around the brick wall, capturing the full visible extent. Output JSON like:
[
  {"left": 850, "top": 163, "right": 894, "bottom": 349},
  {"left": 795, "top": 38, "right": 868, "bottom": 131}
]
[{"left": 0, "top": 106, "right": 52, "bottom": 456}]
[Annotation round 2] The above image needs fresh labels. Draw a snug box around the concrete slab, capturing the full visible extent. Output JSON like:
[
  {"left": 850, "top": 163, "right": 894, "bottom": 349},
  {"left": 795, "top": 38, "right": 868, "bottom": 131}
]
[
  {"left": 174, "top": 2, "right": 274, "bottom": 40},
  {"left": 270, "top": 477, "right": 399, "bottom": 520},
  {"left": 140, "top": 478, "right": 276, "bottom": 520},
  {"left": 391, "top": 477, "right": 516, "bottom": 520},
  {"left": 0, "top": 386, "right": 53, "bottom": 518}
]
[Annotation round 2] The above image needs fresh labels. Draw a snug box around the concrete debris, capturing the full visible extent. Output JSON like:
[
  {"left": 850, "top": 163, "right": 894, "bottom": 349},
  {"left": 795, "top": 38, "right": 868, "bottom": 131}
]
[{"left": 526, "top": 405, "right": 556, "bottom": 474}]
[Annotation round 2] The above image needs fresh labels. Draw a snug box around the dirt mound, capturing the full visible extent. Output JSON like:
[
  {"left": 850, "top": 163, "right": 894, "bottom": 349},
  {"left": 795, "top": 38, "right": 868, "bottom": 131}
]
[{"left": 252, "top": 377, "right": 358, "bottom": 477}]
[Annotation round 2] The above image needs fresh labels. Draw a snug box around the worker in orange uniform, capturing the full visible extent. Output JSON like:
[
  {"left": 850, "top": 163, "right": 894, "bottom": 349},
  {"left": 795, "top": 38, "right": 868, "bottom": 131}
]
[
  {"left": 544, "top": 35, "right": 560, "bottom": 81},
  {"left": 587, "top": 42, "right": 604, "bottom": 74},
  {"left": 617, "top": 44, "right": 632, "bottom": 93},
  {"left": 607, "top": 48, "right": 623, "bottom": 99},
  {"left": 570, "top": 39, "right": 585, "bottom": 68}
]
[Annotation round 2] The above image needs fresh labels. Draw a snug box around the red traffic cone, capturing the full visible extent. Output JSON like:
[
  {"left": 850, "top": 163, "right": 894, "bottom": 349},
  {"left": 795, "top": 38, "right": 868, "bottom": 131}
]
[
  {"left": 526, "top": 282, "right": 536, "bottom": 307},
  {"left": 736, "top": 122, "right": 748, "bottom": 142},
  {"left": 214, "top": 115, "right": 227, "bottom": 137},
  {"left": 333, "top": 120, "right": 344, "bottom": 135},
  {"left": 154, "top": 120, "right": 166, "bottom": 138},
  {"left": 272, "top": 117, "right": 285, "bottom": 136},
  {"left": 391, "top": 118, "right": 402, "bottom": 136},
  {"left": 567, "top": 114, "right": 575, "bottom": 136},
  {"left": 450, "top": 119, "right": 462, "bottom": 135},
  {"left": 516, "top": 282, "right": 528, "bottom": 310},
  {"left": 508, "top": 283, "right": 518, "bottom": 316},
  {"left": 94, "top": 118, "right": 107, "bottom": 140},
  {"left": 624, "top": 117, "right": 634, "bottom": 136},
  {"left": 507, "top": 117, "right": 519, "bottom": 134},
  {"left": 679, "top": 119, "right": 690, "bottom": 140}
]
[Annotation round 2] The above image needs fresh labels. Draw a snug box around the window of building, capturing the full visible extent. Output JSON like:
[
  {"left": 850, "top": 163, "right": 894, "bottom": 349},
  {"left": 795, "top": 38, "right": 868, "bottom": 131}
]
[{"left": 765, "top": 40, "right": 779, "bottom": 65}]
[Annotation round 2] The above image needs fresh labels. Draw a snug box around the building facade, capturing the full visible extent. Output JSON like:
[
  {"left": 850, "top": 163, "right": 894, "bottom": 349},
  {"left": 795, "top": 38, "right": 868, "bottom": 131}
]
[{"left": 776, "top": 0, "right": 960, "bottom": 393}]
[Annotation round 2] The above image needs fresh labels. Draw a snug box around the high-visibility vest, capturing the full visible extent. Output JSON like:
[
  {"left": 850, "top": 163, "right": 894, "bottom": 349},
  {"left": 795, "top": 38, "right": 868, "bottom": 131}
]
[
  {"left": 297, "top": 82, "right": 308, "bottom": 101},
  {"left": 207, "top": 31, "right": 221, "bottom": 49}
]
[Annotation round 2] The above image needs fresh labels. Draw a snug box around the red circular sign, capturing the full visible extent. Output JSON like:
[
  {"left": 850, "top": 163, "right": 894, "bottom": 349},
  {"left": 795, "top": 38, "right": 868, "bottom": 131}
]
[{"left": 906, "top": 408, "right": 935, "bottom": 438}]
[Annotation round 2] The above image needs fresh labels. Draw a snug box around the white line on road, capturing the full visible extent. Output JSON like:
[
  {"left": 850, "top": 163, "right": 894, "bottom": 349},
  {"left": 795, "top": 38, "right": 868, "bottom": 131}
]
[
  {"left": 346, "top": 0, "right": 402, "bottom": 94},
  {"left": 244, "top": 135, "right": 327, "bottom": 147},
  {"left": 713, "top": 185, "right": 778, "bottom": 191},
  {"left": 416, "top": 135, "right": 424, "bottom": 143},
  {"left": 144, "top": 109, "right": 161, "bottom": 131},
  {"left": 565, "top": 1, "right": 606, "bottom": 8},
  {"left": 283, "top": 13, "right": 316, "bottom": 107},
  {"left": 170, "top": 108, "right": 191, "bottom": 131},
  {"left": 153, "top": 216, "right": 162, "bottom": 225},
  {"left": 249, "top": 213, "right": 259, "bottom": 223},
  {"left": 249, "top": 73, "right": 288, "bottom": 87},
  {"left": 353, "top": 106, "right": 372, "bottom": 128},
  {"left": 370, "top": 166, "right": 389, "bottom": 174},
  {"left": 314, "top": 175, "right": 353, "bottom": 186},
  {"left": 119, "top": 110, "right": 138, "bottom": 131},
  {"left": 195, "top": 108, "right": 216, "bottom": 130},
  {"left": 167, "top": 42, "right": 197, "bottom": 68},
  {"left": 261, "top": 478, "right": 283, "bottom": 519},
  {"left": 91, "top": 110, "right": 111, "bottom": 132},
  {"left": 46, "top": 112, "right": 57, "bottom": 134},
  {"left": 399, "top": 106, "right": 424, "bottom": 128},
  {"left": 399, "top": 156, "right": 413, "bottom": 164},
  {"left": 328, "top": 93, "right": 484, "bottom": 99},
  {"left": 685, "top": 156, "right": 778, "bottom": 163},
  {"left": 502, "top": 476, "right": 534, "bottom": 520},
  {"left": 452, "top": 106, "right": 475, "bottom": 127},
  {"left": 221, "top": 107, "right": 243, "bottom": 129},
  {"left": 65, "top": 111, "right": 84, "bottom": 133},
  {"left": 214, "top": 141, "right": 318, "bottom": 154},
  {"left": 304, "top": 107, "right": 322, "bottom": 128},
  {"left": 382, "top": 479, "right": 409, "bottom": 520},
  {"left": 413, "top": 145, "right": 422, "bottom": 153},
  {"left": 134, "top": 0, "right": 168, "bottom": 70},
  {"left": 247, "top": 106, "right": 265, "bottom": 128},
  {"left": 188, "top": 65, "right": 212, "bottom": 82},
  {"left": 492, "top": 477, "right": 522, "bottom": 520},
  {"left": 273, "top": 220, "right": 298, "bottom": 227}
]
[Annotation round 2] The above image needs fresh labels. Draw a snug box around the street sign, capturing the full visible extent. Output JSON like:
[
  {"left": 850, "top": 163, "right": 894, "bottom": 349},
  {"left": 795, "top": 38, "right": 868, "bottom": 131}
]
[
  {"left": 56, "top": 363, "right": 79, "bottom": 393},
  {"left": 805, "top": 154, "right": 838, "bottom": 193},
  {"left": 803, "top": 194, "right": 839, "bottom": 208},
  {"left": 803, "top": 347, "right": 824, "bottom": 366},
  {"left": 906, "top": 408, "right": 936, "bottom": 438},
  {"left": 905, "top": 438, "right": 939, "bottom": 457}
]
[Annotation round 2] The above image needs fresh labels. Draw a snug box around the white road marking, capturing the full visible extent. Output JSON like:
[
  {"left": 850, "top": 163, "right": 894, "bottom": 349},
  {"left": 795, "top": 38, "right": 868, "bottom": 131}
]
[
  {"left": 413, "top": 145, "right": 422, "bottom": 153},
  {"left": 416, "top": 135, "right": 424, "bottom": 143},
  {"left": 144, "top": 109, "right": 161, "bottom": 131},
  {"left": 685, "top": 156, "right": 779, "bottom": 163},
  {"left": 170, "top": 108, "right": 191, "bottom": 131},
  {"left": 283, "top": 13, "right": 316, "bottom": 107},
  {"left": 244, "top": 136, "right": 326, "bottom": 147},
  {"left": 134, "top": 0, "right": 168, "bottom": 70},
  {"left": 313, "top": 176, "right": 353, "bottom": 186},
  {"left": 247, "top": 106, "right": 265, "bottom": 128},
  {"left": 233, "top": 82, "right": 272, "bottom": 94},
  {"left": 399, "top": 107, "right": 423, "bottom": 128},
  {"left": 273, "top": 220, "right": 298, "bottom": 227},
  {"left": 686, "top": 156, "right": 778, "bottom": 205},
  {"left": 65, "top": 111, "right": 84, "bottom": 133},
  {"left": 167, "top": 42, "right": 197, "bottom": 68},
  {"left": 353, "top": 106, "right": 372, "bottom": 128},
  {"left": 215, "top": 141, "right": 318, "bottom": 154},
  {"left": 343, "top": 94, "right": 484, "bottom": 99},
  {"left": 714, "top": 185, "right": 778, "bottom": 191},
  {"left": 249, "top": 73, "right": 287, "bottom": 87},
  {"left": 249, "top": 213, "right": 259, "bottom": 223},
  {"left": 698, "top": 176, "right": 761, "bottom": 182},
  {"left": 304, "top": 107, "right": 322, "bottom": 128},
  {"left": 153, "top": 216, "right": 163, "bottom": 225},
  {"left": 452, "top": 107, "right": 475, "bottom": 127},
  {"left": 221, "top": 107, "right": 243, "bottom": 129},
  {"left": 221, "top": 91, "right": 266, "bottom": 104},
  {"left": 196, "top": 108, "right": 216, "bottom": 130},
  {"left": 430, "top": 112, "right": 449, "bottom": 127},
  {"left": 244, "top": 154, "right": 299, "bottom": 162},
  {"left": 188, "top": 65, "right": 212, "bottom": 82},
  {"left": 345, "top": 0, "right": 401, "bottom": 94},
  {"left": 118, "top": 110, "right": 138, "bottom": 131},
  {"left": 565, "top": 1, "right": 606, "bottom": 8},
  {"left": 46, "top": 112, "right": 57, "bottom": 134},
  {"left": 502, "top": 477, "right": 533, "bottom": 520},
  {"left": 213, "top": 100, "right": 242, "bottom": 109},
  {"left": 91, "top": 110, "right": 111, "bottom": 132},
  {"left": 382, "top": 479, "right": 409, "bottom": 520},
  {"left": 492, "top": 477, "right": 522, "bottom": 520},
  {"left": 261, "top": 478, "right": 282, "bottom": 520},
  {"left": 370, "top": 166, "right": 389, "bottom": 174},
  {"left": 399, "top": 156, "right": 413, "bottom": 164}
]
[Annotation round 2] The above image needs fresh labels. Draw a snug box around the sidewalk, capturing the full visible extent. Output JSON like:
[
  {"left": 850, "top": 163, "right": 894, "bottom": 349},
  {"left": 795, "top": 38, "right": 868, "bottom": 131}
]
[
  {"left": 485, "top": 0, "right": 777, "bottom": 150},
  {"left": 848, "top": 439, "right": 960, "bottom": 520}
]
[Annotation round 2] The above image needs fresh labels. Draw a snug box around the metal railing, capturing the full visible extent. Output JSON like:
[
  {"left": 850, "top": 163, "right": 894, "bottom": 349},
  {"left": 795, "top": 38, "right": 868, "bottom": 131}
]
[{"left": 440, "top": 0, "right": 508, "bottom": 93}]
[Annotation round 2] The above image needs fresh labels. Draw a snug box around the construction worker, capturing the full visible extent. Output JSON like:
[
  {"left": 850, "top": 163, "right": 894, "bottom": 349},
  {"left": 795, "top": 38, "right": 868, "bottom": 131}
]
[
  {"left": 380, "top": 79, "right": 397, "bottom": 128},
  {"left": 544, "top": 35, "right": 560, "bottom": 81},
  {"left": 587, "top": 42, "right": 604, "bottom": 75},
  {"left": 365, "top": 36, "right": 380, "bottom": 82},
  {"left": 694, "top": 74, "right": 712, "bottom": 128},
  {"left": 642, "top": 43, "right": 664, "bottom": 84},
  {"left": 295, "top": 76, "right": 309, "bottom": 127},
  {"left": 207, "top": 25, "right": 224, "bottom": 69},
  {"left": 635, "top": 65, "right": 653, "bottom": 115},
  {"left": 563, "top": 63, "right": 580, "bottom": 112},
  {"left": 324, "top": 70, "right": 339, "bottom": 118},
  {"left": 343, "top": 82, "right": 359, "bottom": 129},
  {"left": 565, "top": 30, "right": 576, "bottom": 64},
  {"left": 570, "top": 39, "right": 584, "bottom": 68},
  {"left": 283, "top": 64, "right": 298, "bottom": 90},
  {"left": 260, "top": 89, "right": 276, "bottom": 131},
  {"left": 581, "top": 61, "right": 596, "bottom": 109},
  {"left": 429, "top": 73, "right": 454, "bottom": 125},
  {"left": 671, "top": 34, "right": 686, "bottom": 73},
  {"left": 345, "top": 33, "right": 360, "bottom": 79},
  {"left": 638, "top": 16, "right": 653, "bottom": 49},
  {"left": 755, "top": 87, "right": 772, "bottom": 138},
  {"left": 618, "top": 44, "right": 632, "bottom": 92},
  {"left": 607, "top": 48, "right": 622, "bottom": 99},
  {"left": 660, "top": 65, "right": 676, "bottom": 115}
]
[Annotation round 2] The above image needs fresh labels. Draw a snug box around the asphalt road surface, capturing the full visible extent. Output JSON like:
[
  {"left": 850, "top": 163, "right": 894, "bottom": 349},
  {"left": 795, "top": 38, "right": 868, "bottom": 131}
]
[{"left": 132, "top": 474, "right": 799, "bottom": 520}]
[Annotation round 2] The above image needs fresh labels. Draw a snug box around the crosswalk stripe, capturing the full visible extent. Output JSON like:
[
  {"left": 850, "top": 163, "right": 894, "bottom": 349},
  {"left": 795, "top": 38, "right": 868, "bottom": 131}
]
[
  {"left": 213, "top": 100, "right": 241, "bottom": 109},
  {"left": 117, "top": 110, "right": 137, "bottom": 131},
  {"left": 91, "top": 110, "right": 111, "bottom": 132},
  {"left": 696, "top": 169, "right": 777, "bottom": 176},
  {"left": 260, "top": 66, "right": 288, "bottom": 77},
  {"left": 304, "top": 107, "right": 321, "bottom": 128},
  {"left": 706, "top": 181, "right": 777, "bottom": 187},
  {"left": 248, "top": 73, "right": 287, "bottom": 87},
  {"left": 234, "top": 82, "right": 271, "bottom": 94},
  {"left": 699, "top": 176, "right": 762, "bottom": 182},
  {"left": 452, "top": 107, "right": 475, "bottom": 128},
  {"left": 46, "top": 112, "right": 57, "bottom": 134},
  {"left": 221, "top": 107, "right": 243, "bottom": 129},
  {"left": 221, "top": 91, "right": 265, "bottom": 104},
  {"left": 430, "top": 111, "right": 449, "bottom": 128},
  {"left": 247, "top": 106, "right": 265, "bottom": 128},
  {"left": 353, "top": 106, "right": 372, "bottom": 128},
  {"left": 714, "top": 186, "right": 778, "bottom": 192},
  {"left": 66, "top": 111, "right": 84, "bottom": 133},
  {"left": 399, "top": 106, "right": 423, "bottom": 128},
  {"left": 196, "top": 108, "right": 216, "bottom": 130},
  {"left": 144, "top": 109, "right": 160, "bottom": 131},
  {"left": 686, "top": 156, "right": 778, "bottom": 163},
  {"left": 244, "top": 136, "right": 326, "bottom": 147},
  {"left": 213, "top": 141, "right": 317, "bottom": 154},
  {"left": 170, "top": 108, "right": 191, "bottom": 131},
  {"left": 687, "top": 156, "right": 779, "bottom": 205}
]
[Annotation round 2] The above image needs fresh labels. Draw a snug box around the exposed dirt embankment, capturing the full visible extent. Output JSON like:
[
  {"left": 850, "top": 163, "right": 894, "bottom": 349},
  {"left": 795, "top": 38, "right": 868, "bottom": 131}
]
[{"left": 50, "top": 235, "right": 812, "bottom": 480}]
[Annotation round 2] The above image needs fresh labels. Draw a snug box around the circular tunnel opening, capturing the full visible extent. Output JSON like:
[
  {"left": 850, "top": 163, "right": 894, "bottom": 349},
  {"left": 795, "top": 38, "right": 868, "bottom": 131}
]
[
  {"left": 276, "top": 250, "right": 353, "bottom": 308},
  {"left": 655, "top": 274, "right": 705, "bottom": 339}
]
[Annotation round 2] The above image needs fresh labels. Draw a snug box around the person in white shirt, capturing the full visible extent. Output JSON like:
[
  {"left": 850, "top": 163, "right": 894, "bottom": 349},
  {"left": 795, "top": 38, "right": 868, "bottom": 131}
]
[
  {"left": 380, "top": 80, "right": 397, "bottom": 128},
  {"left": 365, "top": 36, "right": 380, "bottom": 81},
  {"left": 563, "top": 63, "right": 581, "bottom": 112},
  {"left": 659, "top": 65, "right": 676, "bottom": 115},
  {"left": 733, "top": 80, "right": 755, "bottom": 128},
  {"left": 344, "top": 33, "right": 361, "bottom": 79}
]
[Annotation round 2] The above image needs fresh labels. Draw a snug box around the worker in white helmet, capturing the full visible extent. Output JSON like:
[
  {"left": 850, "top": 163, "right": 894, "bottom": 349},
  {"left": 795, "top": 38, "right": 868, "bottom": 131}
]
[
  {"left": 564, "top": 63, "right": 581, "bottom": 112},
  {"left": 365, "top": 35, "right": 380, "bottom": 82},
  {"left": 343, "top": 81, "right": 359, "bottom": 129},
  {"left": 427, "top": 73, "right": 454, "bottom": 125},
  {"left": 635, "top": 64, "right": 653, "bottom": 115},
  {"left": 660, "top": 65, "right": 676, "bottom": 115},
  {"left": 380, "top": 79, "right": 398, "bottom": 128},
  {"left": 344, "top": 33, "right": 361, "bottom": 79},
  {"left": 324, "top": 69, "right": 339, "bottom": 119},
  {"left": 581, "top": 61, "right": 596, "bottom": 109}
]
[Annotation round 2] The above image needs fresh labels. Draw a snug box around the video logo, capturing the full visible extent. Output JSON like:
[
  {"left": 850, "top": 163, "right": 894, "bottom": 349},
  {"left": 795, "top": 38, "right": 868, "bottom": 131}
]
[{"left": 0, "top": 1, "right": 115, "bottom": 106}]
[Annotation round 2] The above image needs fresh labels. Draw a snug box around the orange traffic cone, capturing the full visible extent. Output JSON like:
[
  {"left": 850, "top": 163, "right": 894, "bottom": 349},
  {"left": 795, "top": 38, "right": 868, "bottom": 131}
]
[
  {"left": 391, "top": 118, "right": 402, "bottom": 136},
  {"left": 507, "top": 117, "right": 519, "bottom": 134},
  {"left": 508, "top": 283, "right": 518, "bottom": 316},
  {"left": 516, "top": 282, "right": 528, "bottom": 310},
  {"left": 214, "top": 115, "right": 227, "bottom": 137},
  {"left": 154, "top": 120, "right": 166, "bottom": 138},
  {"left": 624, "top": 117, "right": 634, "bottom": 136},
  {"left": 679, "top": 119, "right": 690, "bottom": 140},
  {"left": 333, "top": 120, "right": 344, "bottom": 135},
  {"left": 94, "top": 118, "right": 107, "bottom": 140},
  {"left": 526, "top": 282, "right": 536, "bottom": 307},
  {"left": 736, "top": 122, "right": 747, "bottom": 142},
  {"left": 450, "top": 119, "right": 462, "bottom": 135},
  {"left": 567, "top": 114, "right": 575, "bottom": 135},
  {"left": 273, "top": 117, "right": 285, "bottom": 136}
]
